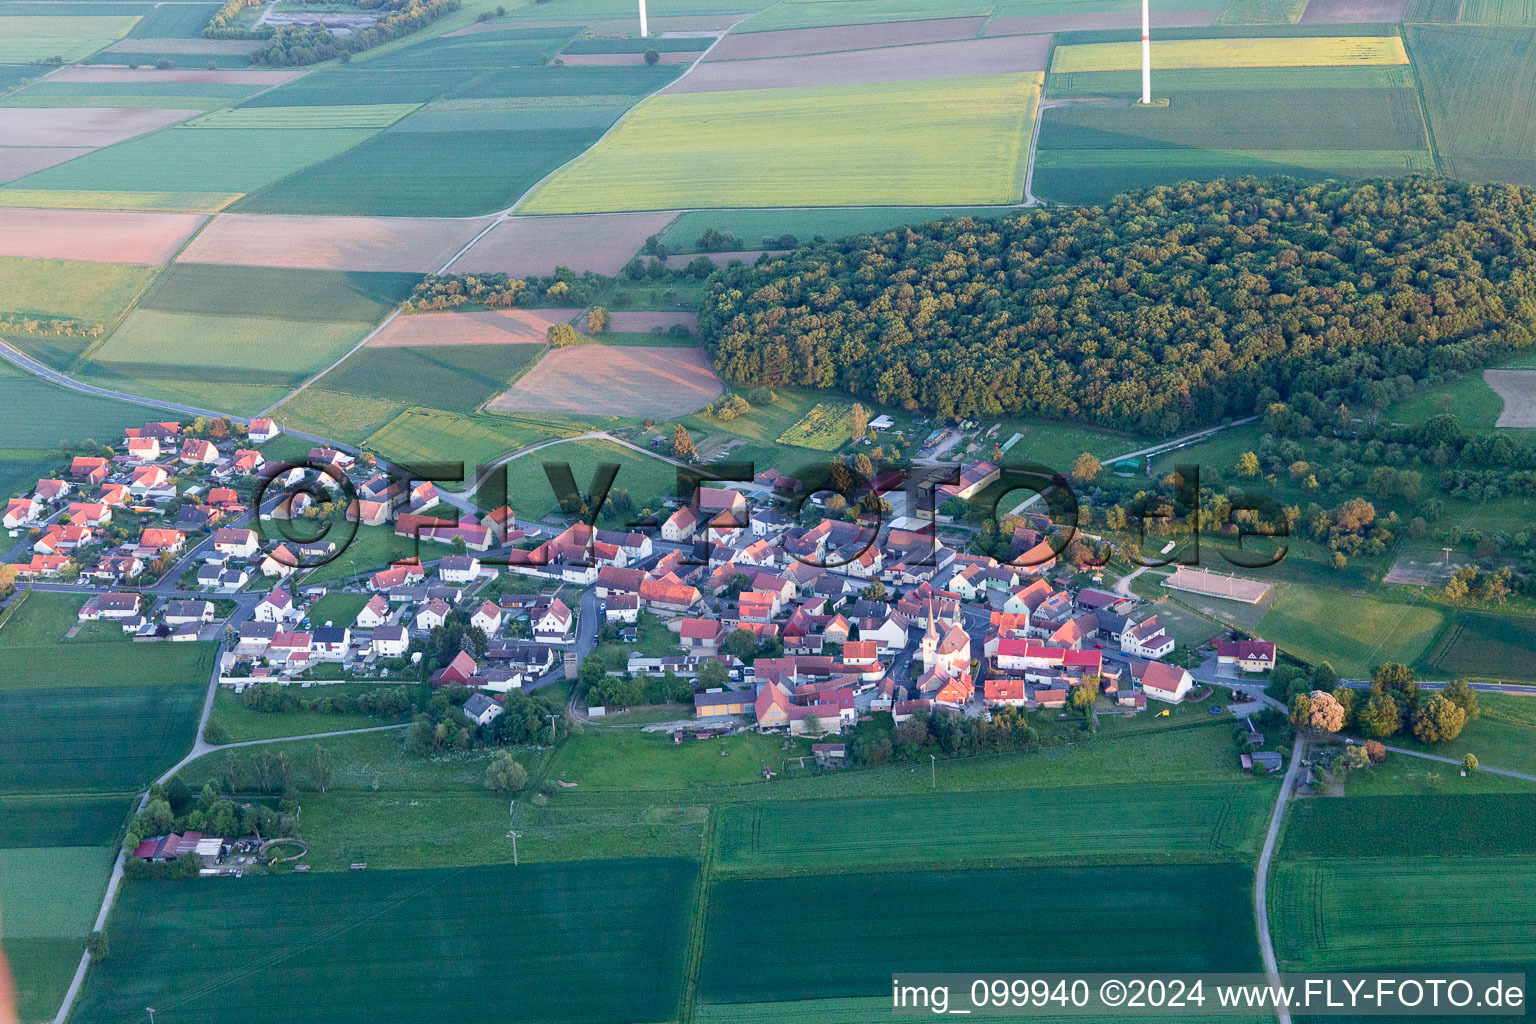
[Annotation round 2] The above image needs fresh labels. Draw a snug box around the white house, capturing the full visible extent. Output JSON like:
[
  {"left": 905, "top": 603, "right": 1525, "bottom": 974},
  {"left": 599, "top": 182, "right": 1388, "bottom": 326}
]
[
  {"left": 1135, "top": 660, "right": 1194, "bottom": 703},
  {"left": 438, "top": 555, "right": 481, "bottom": 585},
  {"left": 605, "top": 593, "right": 639, "bottom": 624},
  {"left": 254, "top": 589, "right": 295, "bottom": 623},
  {"left": 248, "top": 417, "right": 280, "bottom": 443},
  {"left": 373, "top": 625, "right": 408, "bottom": 658},
  {"left": 470, "top": 600, "right": 502, "bottom": 635},
  {"left": 355, "top": 594, "right": 390, "bottom": 629},
  {"left": 212, "top": 527, "right": 259, "bottom": 560},
  {"left": 1121, "top": 617, "right": 1175, "bottom": 660},
  {"left": 463, "top": 693, "right": 503, "bottom": 727},
  {"left": 532, "top": 598, "right": 573, "bottom": 645},
  {"left": 416, "top": 598, "right": 450, "bottom": 632}
]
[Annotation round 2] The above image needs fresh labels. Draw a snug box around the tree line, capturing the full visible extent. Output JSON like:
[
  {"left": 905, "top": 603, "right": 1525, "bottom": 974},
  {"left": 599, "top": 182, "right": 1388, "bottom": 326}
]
[
  {"left": 250, "top": 0, "right": 459, "bottom": 66},
  {"left": 698, "top": 176, "right": 1536, "bottom": 435}
]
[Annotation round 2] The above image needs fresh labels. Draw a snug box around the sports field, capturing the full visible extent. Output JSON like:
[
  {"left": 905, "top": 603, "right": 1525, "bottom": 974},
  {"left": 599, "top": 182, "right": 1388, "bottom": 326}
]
[
  {"left": 699, "top": 864, "right": 1260, "bottom": 1005},
  {"left": 713, "top": 782, "right": 1276, "bottom": 876},
  {"left": 1050, "top": 35, "right": 1408, "bottom": 71},
  {"left": 75, "top": 859, "right": 698, "bottom": 1024},
  {"left": 1271, "top": 857, "right": 1536, "bottom": 970},
  {"left": 520, "top": 73, "right": 1041, "bottom": 212}
]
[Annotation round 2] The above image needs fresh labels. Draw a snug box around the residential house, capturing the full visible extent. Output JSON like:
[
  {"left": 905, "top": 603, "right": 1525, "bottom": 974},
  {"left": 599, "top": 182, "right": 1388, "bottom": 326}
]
[
  {"left": 680, "top": 617, "right": 725, "bottom": 651},
  {"left": 179, "top": 439, "right": 218, "bottom": 465},
  {"left": 138, "top": 527, "right": 185, "bottom": 554},
  {"left": 416, "top": 599, "right": 450, "bottom": 632},
  {"left": 438, "top": 555, "right": 481, "bottom": 585},
  {"left": 67, "top": 501, "right": 111, "bottom": 527},
  {"left": 1215, "top": 640, "right": 1277, "bottom": 673},
  {"left": 34, "top": 479, "right": 70, "bottom": 502},
  {"left": 463, "top": 693, "right": 503, "bottom": 726},
  {"left": 355, "top": 594, "right": 390, "bottom": 629},
  {"left": 431, "top": 650, "right": 479, "bottom": 686},
  {"left": 372, "top": 625, "right": 408, "bottom": 658},
  {"left": 34, "top": 524, "right": 91, "bottom": 555},
  {"left": 212, "top": 528, "right": 259, "bottom": 559},
  {"left": 3, "top": 497, "right": 40, "bottom": 528},
  {"left": 260, "top": 546, "right": 298, "bottom": 579},
  {"left": 69, "top": 456, "right": 109, "bottom": 483},
  {"left": 128, "top": 465, "right": 170, "bottom": 497},
  {"left": 1121, "top": 617, "right": 1175, "bottom": 660},
  {"left": 254, "top": 589, "right": 295, "bottom": 623},
  {"left": 532, "top": 598, "right": 573, "bottom": 645},
  {"left": 470, "top": 600, "right": 503, "bottom": 635},
  {"left": 78, "top": 592, "right": 142, "bottom": 621},
  {"left": 312, "top": 626, "right": 350, "bottom": 660},
  {"left": 14, "top": 554, "right": 69, "bottom": 577},
  {"left": 247, "top": 418, "right": 280, "bottom": 443},
  {"left": 1134, "top": 660, "right": 1194, "bottom": 703},
  {"left": 163, "top": 600, "right": 214, "bottom": 625},
  {"left": 125, "top": 437, "right": 160, "bottom": 463},
  {"left": 605, "top": 593, "right": 640, "bottom": 623},
  {"left": 639, "top": 577, "right": 701, "bottom": 614}
]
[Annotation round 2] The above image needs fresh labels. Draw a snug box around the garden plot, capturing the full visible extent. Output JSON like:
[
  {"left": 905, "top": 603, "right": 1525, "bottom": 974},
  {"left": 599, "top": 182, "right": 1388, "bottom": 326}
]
[
  {"left": 179, "top": 213, "right": 490, "bottom": 271},
  {"left": 487, "top": 344, "right": 722, "bottom": 417},
  {"left": 665, "top": 34, "right": 1051, "bottom": 92}
]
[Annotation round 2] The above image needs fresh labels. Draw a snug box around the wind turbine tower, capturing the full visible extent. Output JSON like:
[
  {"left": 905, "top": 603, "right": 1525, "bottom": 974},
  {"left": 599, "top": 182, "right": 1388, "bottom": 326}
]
[
  {"left": 638, "top": 0, "right": 648, "bottom": 37},
  {"left": 1140, "top": 0, "right": 1152, "bottom": 104}
]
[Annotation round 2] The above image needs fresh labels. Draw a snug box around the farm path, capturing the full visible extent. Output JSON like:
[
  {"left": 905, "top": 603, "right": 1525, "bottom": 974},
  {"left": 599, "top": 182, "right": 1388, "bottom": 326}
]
[{"left": 1254, "top": 734, "right": 1304, "bottom": 1024}]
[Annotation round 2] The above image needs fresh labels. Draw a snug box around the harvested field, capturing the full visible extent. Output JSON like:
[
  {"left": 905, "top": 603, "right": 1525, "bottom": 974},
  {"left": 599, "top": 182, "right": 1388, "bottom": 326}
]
[
  {"left": 0, "top": 148, "right": 91, "bottom": 184},
  {"left": 704, "top": 16, "right": 986, "bottom": 60},
  {"left": 598, "top": 310, "right": 699, "bottom": 334},
  {"left": 50, "top": 66, "right": 302, "bottom": 85},
  {"left": 449, "top": 211, "right": 677, "bottom": 276},
  {"left": 487, "top": 344, "right": 722, "bottom": 416},
  {"left": 0, "top": 207, "right": 204, "bottom": 264},
  {"left": 1300, "top": 0, "right": 1408, "bottom": 19},
  {"left": 1485, "top": 369, "right": 1536, "bottom": 427},
  {"left": 369, "top": 308, "right": 582, "bottom": 347},
  {"left": 0, "top": 106, "right": 197, "bottom": 148},
  {"left": 986, "top": 8, "right": 1217, "bottom": 33},
  {"left": 178, "top": 213, "right": 489, "bottom": 271},
  {"left": 1051, "top": 35, "right": 1409, "bottom": 71},
  {"left": 667, "top": 35, "right": 1051, "bottom": 92},
  {"left": 559, "top": 51, "right": 698, "bottom": 64}
]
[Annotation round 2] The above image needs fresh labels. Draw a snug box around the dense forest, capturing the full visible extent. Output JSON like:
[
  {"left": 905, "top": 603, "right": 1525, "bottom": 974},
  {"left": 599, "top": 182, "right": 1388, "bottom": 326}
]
[{"left": 698, "top": 177, "right": 1536, "bottom": 435}]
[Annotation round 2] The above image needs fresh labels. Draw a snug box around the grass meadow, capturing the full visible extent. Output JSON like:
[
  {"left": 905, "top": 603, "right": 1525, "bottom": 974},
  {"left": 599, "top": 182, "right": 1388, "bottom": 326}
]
[
  {"left": 205, "top": 685, "right": 413, "bottom": 745},
  {"left": 76, "top": 860, "right": 698, "bottom": 1024},
  {"left": 0, "top": 592, "right": 215, "bottom": 692},
  {"left": 1254, "top": 582, "right": 1446, "bottom": 678},
  {"left": 360, "top": 407, "right": 583, "bottom": 477},
  {"left": 319, "top": 344, "right": 545, "bottom": 414},
  {"left": 0, "top": 256, "right": 155, "bottom": 325},
  {"left": 0, "top": 14, "right": 140, "bottom": 62},
  {"left": 88, "top": 310, "right": 373, "bottom": 382},
  {"left": 138, "top": 265, "right": 417, "bottom": 324},
  {"left": 521, "top": 73, "right": 1041, "bottom": 212}
]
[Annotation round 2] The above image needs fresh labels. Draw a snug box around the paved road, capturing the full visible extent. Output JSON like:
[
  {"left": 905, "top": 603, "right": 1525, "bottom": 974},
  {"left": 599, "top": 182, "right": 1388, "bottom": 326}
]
[
  {"left": 1378, "top": 743, "right": 1536, "bottom": 783},
  {"left": 1254, "top": 734, "right": 1305, "bottom": 1024}
]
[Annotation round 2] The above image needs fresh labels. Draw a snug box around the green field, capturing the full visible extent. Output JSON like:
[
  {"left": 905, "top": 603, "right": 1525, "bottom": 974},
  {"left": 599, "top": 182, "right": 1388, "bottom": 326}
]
[
  {"left": 0, "top": 13, "right": 139, "bottom": 62},
  {"left": 1462, "top": 0, "right": 1536, "bottom": 23},
  {"left": 736, "top": 0, "right": 987, "bottom": 30},
  {"left": 11, "top": 126, "right": 378, "bottom": 196},
  {"left": 89, "top": 309, "right": 373, "bottom": 383},
  {"left": 206, "top": 685, "right": 412, "bottom": 744},
  {"left": 0, "top": 683, "right": 205, "bottom": 792},
  {"left": 318, "top": 344, "right": 546, "bottom": 414},
  {"left": 1281, "top": 793, "right": 1536, "bottom": 858},
  {"left": 77, "top": 859, "right": 697, "bottom": 1024},
  {"left": 0, "top": 792, "right": 130, "bottom": 847},
  {"left": 185, "top": 104, "right": 421, "bottom": 130},
  {"left": 1425, "top": 612, "right": 1536, "bottom": 681},
  {"left": 1254, "top": 582, "right": 1446, "bottom": 677},
  {"left": 359, "top": 406, "right": 584, "bottom": 478},
  {"left": 713, "top": 782, "right": 1276, "bottom": 876},
  {"left": 137, "top": 265, "right": 418, "bottom": 323},
  {"left": 1271, "top": 856, "right": 1536, "bottom": 969},
  {"left": 522, "top": 73, "right": 1041, "bottom": 212},
  {"left": 0, "top": 256, "right": 155, "bottom": 325},
  {"left": 0, "top": 846, "right": 114, "bottom": 938},
  {"left": 774, "top": 399, "right": 858, "bottom": 450},
  {"left": 1033, "top": 67, "right": 1432, "bottom": 204},
  {"left": 494, "top": 437, "right": 679, "bottom": 520},
  {"left": 1408, "top": 24, "right": 1536, "bottom": 184},
  {"left": 0, "top": 360, "right": 166, "bottom": 447},
  {"left": 292, "top": 522, "right": 419, "bottom": 586},
  {"left": 0, "top": 592, "right": 215, "bottom": 692},
  {"left": 1216, "top": 0, "right": 1309, "bottom": 22},
  {"left": 1383, "top": 370, "right": 1509, "bottom": 430},
  {"left": 273, "top": 387, "right": 411, "bottom": 445},
  {"left": 550, "top": 728, "right": 800, "bottom": 791},
  {"left": 700, "top": 864, "right": 1260, "bottom": 1005},
  {"left": 1052, "top": 36, "right": 1408, "bottom": 71}
]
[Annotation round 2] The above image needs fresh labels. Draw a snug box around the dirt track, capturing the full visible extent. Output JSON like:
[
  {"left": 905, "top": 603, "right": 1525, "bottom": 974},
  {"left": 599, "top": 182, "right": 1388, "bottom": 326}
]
[{"left": 705, "top": 17, "right": 986, "bottom": 61}]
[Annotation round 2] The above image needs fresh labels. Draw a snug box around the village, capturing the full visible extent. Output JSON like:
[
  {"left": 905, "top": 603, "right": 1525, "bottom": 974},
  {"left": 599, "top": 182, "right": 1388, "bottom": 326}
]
[{"left": 0, "top": 415, "right": 1288, "bottom": 779}]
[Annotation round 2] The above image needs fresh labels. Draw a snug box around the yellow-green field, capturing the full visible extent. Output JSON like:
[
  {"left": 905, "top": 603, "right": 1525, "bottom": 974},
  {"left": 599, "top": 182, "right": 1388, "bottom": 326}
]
[
  {"left": 1051, "top": 36, "right": 1409, "bottom": 73},
  {"left": 184, "top": 105, "right": 422, "bottom": 131},
  {"left": 0, "top": 15, "right": 140, "bottom": 62},
  {"left": 520, "top": 73, "right": 1041, "bottom": 213},
  {"left": 0, "top": 190, "right": 244, "bottom": 212}
]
